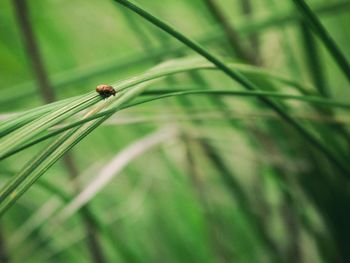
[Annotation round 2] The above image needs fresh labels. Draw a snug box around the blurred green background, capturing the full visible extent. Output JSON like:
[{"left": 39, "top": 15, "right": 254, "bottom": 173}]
[{"left": 1, "top": 0, "right": 350, "bottom": 262}]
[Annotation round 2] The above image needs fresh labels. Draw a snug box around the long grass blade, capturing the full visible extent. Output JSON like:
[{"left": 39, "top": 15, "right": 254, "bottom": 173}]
[{"left": 114, "top": 0, "right": 350, "bottom": 176}]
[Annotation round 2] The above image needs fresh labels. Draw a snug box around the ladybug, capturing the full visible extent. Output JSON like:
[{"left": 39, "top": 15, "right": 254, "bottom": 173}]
[{"left": 96, "top": 84, "right": 116, "bottom": 98}]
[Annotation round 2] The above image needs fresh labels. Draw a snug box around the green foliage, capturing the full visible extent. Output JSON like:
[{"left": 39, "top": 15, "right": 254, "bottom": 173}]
[{"left": 0, "top": 0, "right": 350, "bottom": 262}]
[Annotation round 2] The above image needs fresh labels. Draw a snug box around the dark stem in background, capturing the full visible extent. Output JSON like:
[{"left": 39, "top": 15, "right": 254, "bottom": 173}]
[
  {"left": 114, "top": 2, "right": 350, "bottom": 261},
  {"left": 184, "top": 137, "right": 232, "bottom": 262},
  {"left": 300, "top": 20, "right": 350, "bottom": 154},
  {"left": 239, "top": 0, "right": 261, "bottom": 64},
  {"left": 204, "top": 0, "right": 257, "bottom": 65},
  {"left": 198, "top": 138, "right": 282, "bottom": 260},
  {"left": 281, "top": 186, "right": 301, "bottom": 263},
  {"left": 12, "top": 1, "right": 106, "bottom": 263},
  {"left": 0, "top": 225, "right": 9, "bottom": 263},
  {"left": 118, "top": 8, "right": 237, "bottom": 260},
  {"left": 1, "top": 1, "right": 349, "bottom": 108},
  {"left": 180, "top": 95, "right": 281, "bottom": 262},
  {"left": 300, "top": 21, "right": 328, "bottom": 97},
  {"left": 291, "top": 0, "right": 350, "bottom": 83},
  {"left": 118, "top": 5, "right": 282, "bottom": 260},
  {"left": 113, "top": 8, "right": 350, "bottom": 262},
  {"left": 114, "top": 0, "right": 350, "bottom": 178},
  {"left": 12, "top": 0, "right": 54, "bottom": 103},
  {"left": 62, "top": 155, "right": 107, "bottom": 263},
  {"left": 248, "top": 127, "right": 302, "bottom": 263},
  {"left": 265, "top": 0, "right": 303, "bottom": 78}
]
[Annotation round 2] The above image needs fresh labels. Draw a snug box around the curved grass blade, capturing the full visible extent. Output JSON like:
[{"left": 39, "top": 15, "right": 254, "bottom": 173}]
[
  {"left": 0, "top": 93, "right": 99, "bottom": 159},
  {"left": 0, "top": 96, "right": 79, "bottom": 137},
  {"left": 0, "top": 82, "right": 152, "bottom": 216},
  {"left": 4, "top": 86, "right": 349, "bottom": 161},
  {"left": 1, "top": 0, "right": 348, "bottom": 105},
  {"left": 2, "top": 53, "right": 349, "bottom": 161},
  {"left": 113, "top": 0, "right": 350, "bottom": 176}
]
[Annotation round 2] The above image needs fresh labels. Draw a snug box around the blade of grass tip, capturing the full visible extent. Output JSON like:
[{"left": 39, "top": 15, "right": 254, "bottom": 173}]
[
  {"left": 291, "top": 0, "right": 350, "bottom": 82},
  {"left": 115, "top": 0, "right": 350, "bottom": 176}
]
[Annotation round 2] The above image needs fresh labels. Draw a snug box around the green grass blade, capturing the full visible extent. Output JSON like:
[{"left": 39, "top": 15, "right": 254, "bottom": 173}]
[
  {"left": 0, "top": 96, "right": 78, "bottom": 137},
  {"left": 0, "top": 93, "right": 99, "bottom": 158},
  {"left": 1, "top": 58, "right": 347, "bottom": 161},
  {"left": 291, "top": 0, "right": 350, "bottom": 82},
  {"left": 0, "top": 58, "right": 319, "bottom": 160},
  {"left": 0, "top": 82, "right": 152, "bottom": 216},
  {"left": 4, "top": 87, "right": 349, "bottom": 161},
  {"left": 114, "top": 0, "right": 350, "bottom": 176},
  {"left": 1, "top": 0, "right": 348, "bottom": 106}
]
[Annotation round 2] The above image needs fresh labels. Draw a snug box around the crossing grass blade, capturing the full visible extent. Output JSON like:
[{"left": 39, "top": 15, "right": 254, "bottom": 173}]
[
  {"left": 0, "top": 57, "right": 337, "bottom": 161},
  {"left": 291, "top": 0, "right": 350, "bottom": 82},
  {"left": 0, "top": 80, "right": 152, "bottom": 216},
  {"left": 114, "top": 0, "right": 350, "bottom": 177}
]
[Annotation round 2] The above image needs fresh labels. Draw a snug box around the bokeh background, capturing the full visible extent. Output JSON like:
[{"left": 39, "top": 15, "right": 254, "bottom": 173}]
[{"left": 1, "top": 0, "right": 350, "bottom": 262}]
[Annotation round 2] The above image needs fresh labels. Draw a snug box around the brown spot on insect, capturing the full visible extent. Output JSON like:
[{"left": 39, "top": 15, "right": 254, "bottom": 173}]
[{"left": 96, "top": 84, "right": 116, "bottom": 99}]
